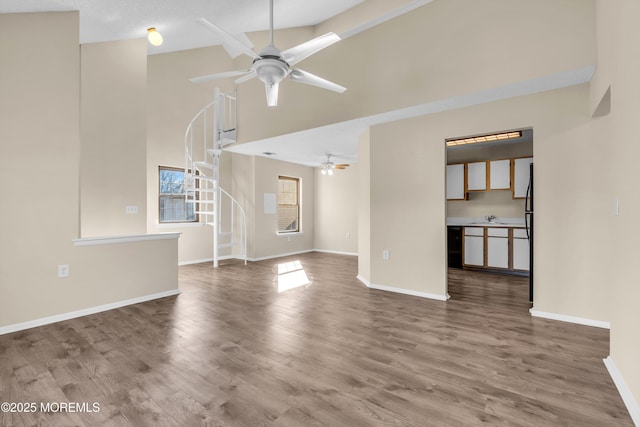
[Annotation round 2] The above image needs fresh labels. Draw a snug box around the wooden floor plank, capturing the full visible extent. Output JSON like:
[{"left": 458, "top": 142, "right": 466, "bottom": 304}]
[{"left": 0, "top": 253, "right": 633, "bottom": 426}]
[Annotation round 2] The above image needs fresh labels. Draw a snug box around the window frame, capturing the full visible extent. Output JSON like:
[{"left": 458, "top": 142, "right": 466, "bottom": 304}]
[
  {"left": 158, "top": 165, "right": 199, "bottom": 224},
  {"left": 276, "top": 175, "right": 301, "bottom": 234}
]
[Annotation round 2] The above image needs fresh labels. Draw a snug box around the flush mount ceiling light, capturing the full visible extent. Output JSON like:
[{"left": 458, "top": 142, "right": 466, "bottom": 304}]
[
  {"left": 446, "top": 131, "right": 522, "bottom": 147},
  {"left": 147, "top": 27, "right": 163, "bottom": 46}
]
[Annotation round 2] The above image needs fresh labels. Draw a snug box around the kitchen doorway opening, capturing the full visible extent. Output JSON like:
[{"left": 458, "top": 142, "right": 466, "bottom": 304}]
[{"left": 444, "top": 128, "right": 533, "bottom": 311}]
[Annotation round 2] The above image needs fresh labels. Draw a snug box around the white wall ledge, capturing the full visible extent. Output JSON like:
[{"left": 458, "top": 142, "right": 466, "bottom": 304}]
[{"left": 73, "top": 232, "right": 181, "bottom": 247}]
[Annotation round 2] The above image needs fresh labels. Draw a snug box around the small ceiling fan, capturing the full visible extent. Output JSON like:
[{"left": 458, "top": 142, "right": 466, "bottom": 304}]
[
  {"left": 190, "top": 0, "right": 347, "bottom": 107},
  {"left": 320, "top": 155, "right": 350, "bottom": 175}
]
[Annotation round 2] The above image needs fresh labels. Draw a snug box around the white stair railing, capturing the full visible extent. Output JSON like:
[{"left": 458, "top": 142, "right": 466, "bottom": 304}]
[{"left": 184, "top": 88, "right": 247, "bottom": 267}]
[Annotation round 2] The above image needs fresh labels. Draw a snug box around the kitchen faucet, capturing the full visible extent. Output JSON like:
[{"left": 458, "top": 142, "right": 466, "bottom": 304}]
[{"left": 487, "top": 215, "right": 496, "bottom": 223}]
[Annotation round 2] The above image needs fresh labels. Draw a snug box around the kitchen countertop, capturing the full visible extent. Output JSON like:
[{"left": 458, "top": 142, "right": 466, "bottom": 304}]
[{"left": 447, "top": 217, "right": 526, "bottom": 228}]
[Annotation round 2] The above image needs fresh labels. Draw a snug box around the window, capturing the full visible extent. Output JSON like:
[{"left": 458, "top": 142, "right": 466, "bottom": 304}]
[
  {"left": 159, "top": 166, "right": 198, "bottom": 223},
  {"left": 277, "top": 176, "right": 300, "bottom": 233}
]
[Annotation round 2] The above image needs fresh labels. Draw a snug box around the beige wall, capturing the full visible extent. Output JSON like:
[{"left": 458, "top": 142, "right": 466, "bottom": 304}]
[
  {"left": 364, "top": 84, "right": 612, "bottom": 319},
  {"left": 80, "top": 39, "right": 148, "bottom": 237},
  {"left": 314, "top": 164, "right": 359, "bottom": 254},
  {"left": 230, "top": 154, "right": 315, "bottom": 260},
  {"left": 447, "top": 192, "right": 525, "bottom": 219},
  {"left": 594, "top": 0, "right": 640, "bottom": 412},
  {"left": 235, "top": 0, "right": 596, "bottom": 143},
  {"left": 358, "top": 130, "right": 372, "bottom": 282},
  {"left": 316, "top": 0, "right": 417, "bottom": 37},
  {"left": 253, "top": 156, "right": 315, "bottom": 259},
  {"left": 368, "top": 118, "right": 447, "bottom": 297},
  {"left": 0, "top": 12, "right": 179, "bottom": 330},
  {"left": 0, "top": 11, "right": 82, "bottom": 326}
]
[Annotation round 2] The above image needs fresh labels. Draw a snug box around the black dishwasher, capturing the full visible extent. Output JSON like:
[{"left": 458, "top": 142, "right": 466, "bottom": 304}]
[{"left": 447, "top": 226, "right": 463, "bottom": 268}]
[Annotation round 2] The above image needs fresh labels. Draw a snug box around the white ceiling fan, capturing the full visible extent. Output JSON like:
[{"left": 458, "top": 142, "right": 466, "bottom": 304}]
[{"left": 190, "top": 0, "right": 347, "bottom": 107}]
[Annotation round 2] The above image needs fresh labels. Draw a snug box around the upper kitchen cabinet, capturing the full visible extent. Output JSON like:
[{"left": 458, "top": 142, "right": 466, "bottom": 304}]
[
  {"left": 489, "top": 159, "right": 511, "bottom": 190},
  {"left": 446, "top": 163, "right": 466, "bottom": 200},
  {"left": 512, "top": 157, "right": 534, "bottom": 198},
  {"left": 467, "top": 161, "right": 487, "bottom": 191}
]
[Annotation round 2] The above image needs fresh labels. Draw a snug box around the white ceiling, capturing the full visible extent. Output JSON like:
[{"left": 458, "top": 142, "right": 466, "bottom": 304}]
[{"left": 0, "top": 0, "right": 364, "bottom": 54}]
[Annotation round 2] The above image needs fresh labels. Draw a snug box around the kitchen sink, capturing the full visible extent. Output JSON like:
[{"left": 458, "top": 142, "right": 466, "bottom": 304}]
[{"left": 470, "top": 221, "right": 509, "bottom": 225}]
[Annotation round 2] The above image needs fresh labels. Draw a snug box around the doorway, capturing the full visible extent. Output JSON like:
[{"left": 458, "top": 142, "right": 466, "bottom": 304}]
[{"left": 444, "top": 128, "right": 533, "bottom": 309}]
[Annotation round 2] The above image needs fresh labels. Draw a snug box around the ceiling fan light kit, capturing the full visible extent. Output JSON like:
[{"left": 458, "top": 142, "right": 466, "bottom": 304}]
[
  {"left": 320, "top": 155, "right": 349, "bottom": 176},
  {"left": 191, "top": 0, "right": 347, "bottom": 107}
]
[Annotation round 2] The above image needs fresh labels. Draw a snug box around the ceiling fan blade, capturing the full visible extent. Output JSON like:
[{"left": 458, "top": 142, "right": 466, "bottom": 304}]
[
  {"left": 196, "top": 18, "right": 260, "bottom": 60},
  {"left": 281, "top": 32, "right": 341, "bottom": 66},
  {"left": 289, "top": 69, "right": 347, "bottom": 93},
  {"left": 234, "top": 70, "right": 257, "bottom": 85},
  {"left": 189, "top": 70, "right": 252, "bottom": 84},
  {"left": 222, "top": 32, "right": 255, "bottom": 59},
  {"left": 335, "top": 164, "right": 350, "bottom": 169},
  {"left": 265, "top": 82, "right": 279, "bottom": 107}
]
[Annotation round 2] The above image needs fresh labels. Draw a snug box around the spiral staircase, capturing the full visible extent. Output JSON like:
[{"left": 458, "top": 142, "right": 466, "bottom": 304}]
[{"left": 184, "top": 88, "right": 247, "bottom": 267}]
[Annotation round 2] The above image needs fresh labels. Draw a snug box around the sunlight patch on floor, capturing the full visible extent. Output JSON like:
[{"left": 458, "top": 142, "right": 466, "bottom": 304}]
[{"left": 277, "top": 260, "right": 310, "bottom": 292}]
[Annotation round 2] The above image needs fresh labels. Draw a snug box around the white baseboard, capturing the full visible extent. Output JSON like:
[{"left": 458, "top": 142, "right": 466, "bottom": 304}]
[
  {"left": 529, "top": 308, "right": 610, "bottom": 329},
  {"left": 357, "top": 275, "right": 449, "bottom": 301},
  {"left": 0, "top": 289, "right": 181, "bottom": 336},
  {"left": 181, "top": 250, "right": 354, "bottom": 266},
  {"left": 178, "top": 258, "right": 214, "bottom": 266},
  {"left": 313, "top": 249, "right": 358, "bottom": 257},
  {"left": 604, "top": 356, "right": 640, "bottom": 425},
  {"left": 356, "top": 274, "right": 371, "bottom": 287},
  {"left": 249, "top": 249, "right": 314, "bottom": 262}
]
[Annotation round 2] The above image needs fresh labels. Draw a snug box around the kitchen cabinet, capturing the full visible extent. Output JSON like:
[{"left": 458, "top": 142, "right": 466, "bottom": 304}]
[
  {"left": 463, "top": 227, "right": 484, "bottom": 266},
  {"left": 486, "top": 228, "right": 509, "bottom": 268},
  {"left": 467, "top": 162, "right": 487, "bottom": 191},
  {"left": 512, "top": 157, "right": 533, "bottom": 198},
  {"left": 489, "top": 159, "right": 511, "bottom": 190},
  {"left": 446, "top": 164, "right": 465, "bottom": 200},
  {"left": 461, "top": 226, "right": 529, "bottom": 272},
  {"left": 512, "top": 228, "right": 530, "bottom": 270}
]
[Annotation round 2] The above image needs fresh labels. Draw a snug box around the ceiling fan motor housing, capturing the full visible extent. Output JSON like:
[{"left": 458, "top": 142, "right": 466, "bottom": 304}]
[{"left": 254, "top": 56, "right": 289, "bottom": 86}]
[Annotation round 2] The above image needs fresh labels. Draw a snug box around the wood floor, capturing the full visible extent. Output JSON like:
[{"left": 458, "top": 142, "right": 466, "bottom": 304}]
[{"left": 0, "top": 252, "right": 632, "bottom": 426}]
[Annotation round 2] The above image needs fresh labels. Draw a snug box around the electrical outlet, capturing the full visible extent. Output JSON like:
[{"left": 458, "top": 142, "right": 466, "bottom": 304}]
[
  {"left": 346, "top": 232, "right": 350, "bottom": 239},
  {"left": 383, "top": 250, "right": 390, "bottom": 261},
  {"left": 126, "top": 205, "right": 138, "bottom": 214},
  {"left": 614, "top": 198, "right": 620, "bottom": 216},
  {"left": 58, "top": 264, "right": 69, "bottom": 278}
]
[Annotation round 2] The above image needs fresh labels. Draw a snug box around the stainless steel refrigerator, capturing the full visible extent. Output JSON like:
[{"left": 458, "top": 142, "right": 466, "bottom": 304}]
[{"left": 525, "top": 163, "right": 534, "bottom": 303}]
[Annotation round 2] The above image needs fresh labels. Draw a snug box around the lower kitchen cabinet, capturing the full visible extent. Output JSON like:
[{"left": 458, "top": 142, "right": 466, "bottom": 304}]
[
  {"left": 462, "top": 226, "right": 529, "bottom": 272},
  {"left": 512, "top": 228, "right": 530, "bottom": 271},
  {"left": 487, "top": 228, "right": 509, "bottom": 268},
  {"left": 463, "top": 227, "right": 484, "bottom": 266}
]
